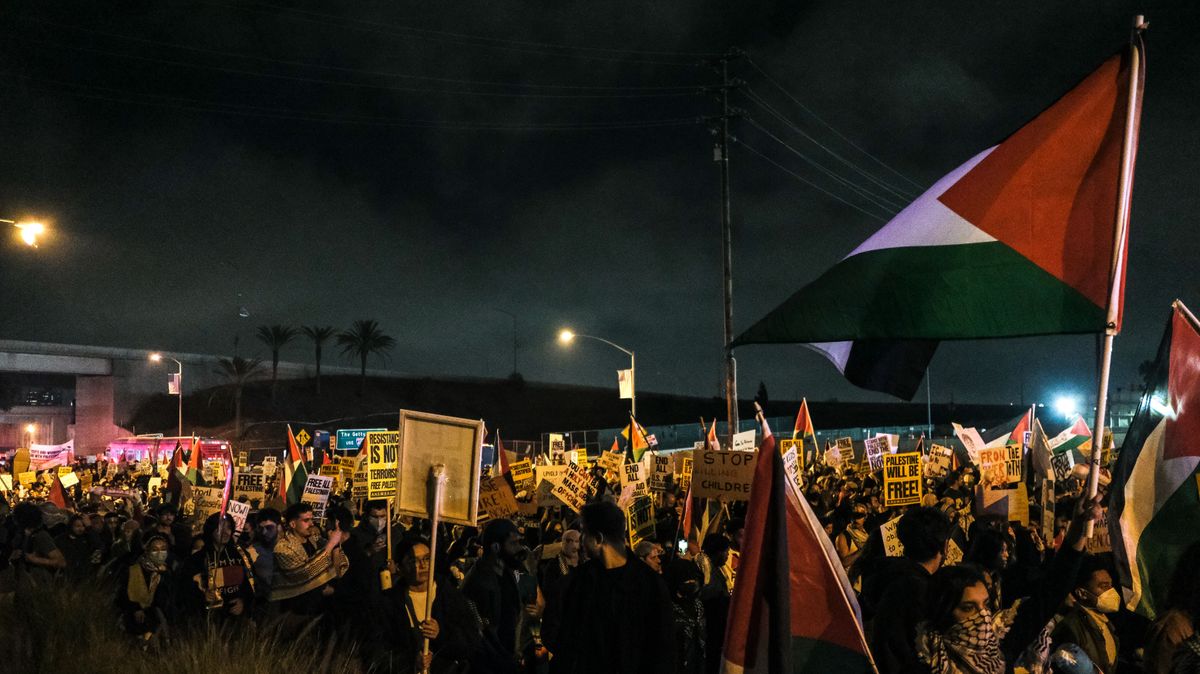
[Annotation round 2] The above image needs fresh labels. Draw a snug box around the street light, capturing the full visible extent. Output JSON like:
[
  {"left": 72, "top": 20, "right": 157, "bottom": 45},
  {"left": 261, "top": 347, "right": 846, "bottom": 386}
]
[
  {"left": 24, "top": 423, "right": 37, "bottom": 446},
  {"left": 150, "top": 352, "right": 184, "bottom": 437},
  {"left": 558, "top": 328, "right": 636, "bottom": 417},
  {"left": 2, "top": 219, "right": 47, "bottom": 247}
]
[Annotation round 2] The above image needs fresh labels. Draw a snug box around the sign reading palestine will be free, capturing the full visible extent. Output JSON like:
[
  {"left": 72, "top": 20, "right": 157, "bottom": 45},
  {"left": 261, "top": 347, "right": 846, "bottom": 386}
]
[{"left": 883, "top": 452, "right": 923, "bottom": 507}]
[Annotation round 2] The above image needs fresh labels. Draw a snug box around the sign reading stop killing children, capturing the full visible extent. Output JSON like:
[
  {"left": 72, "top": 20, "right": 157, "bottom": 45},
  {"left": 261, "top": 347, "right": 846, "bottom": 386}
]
[
  {"left": 366, "top": 431, "right": 400, "bottom": 500},
  {"left": 691, "top": 449, "right": 757, "bottom": 501},
  {"left": 396, "top": 410, "right": 485, "bottom": 526},
  {"left": 883, "top": 452, "right": 922, "bottom": 507}
]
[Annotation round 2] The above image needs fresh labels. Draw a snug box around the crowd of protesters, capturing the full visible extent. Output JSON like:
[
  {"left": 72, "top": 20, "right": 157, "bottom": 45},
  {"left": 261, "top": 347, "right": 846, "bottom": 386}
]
[{"left": 2, "top": 448, "right": 1199, "bottom": 674}]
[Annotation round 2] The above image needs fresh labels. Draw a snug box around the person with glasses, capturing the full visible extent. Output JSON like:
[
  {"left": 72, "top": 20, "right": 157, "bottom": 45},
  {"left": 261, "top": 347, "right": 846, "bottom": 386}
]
[{"left": 271, "top": 502, "right": 348, "bottom": 617}]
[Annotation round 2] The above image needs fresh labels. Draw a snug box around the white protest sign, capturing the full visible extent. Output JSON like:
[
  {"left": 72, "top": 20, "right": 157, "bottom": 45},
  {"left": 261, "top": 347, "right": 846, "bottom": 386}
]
[
  {"left": 28, "top": 440, "right": 74, "bottom": 471},
  {"left": 881, "top": 518, "right": 904, "bottom": 557},
  {"left": 190, "top": 487, "right": 225, "bottom": 534},
  {"left": 621, "top": 458, "right": 649, "bottom": 496},
  {"left": 953, "top": 422, "right": 987, "bottom": 465},
  {"left": 261, "top": 456, "right": 278, "bottom": 477},
  {"left": 548, "top": 433, "right": 566, "bottom": 464},
  {"left": 59, "top": 471, "right": 80, "bottom": 489},
  {"left": 865, "top": 436, "right": 888, "bottom": 472},
  {"left": 732, "top": 429, "right": 756, "bottom": 452},
  {"left": 396, "top": 410, "right": 484, "bottom": 526},
  {"left": 781, "top": 444, "right": 802, "bottom": 494},
  {"left": 1049, "top": 452, "right": 1074, "bottom": 482},
  {"left": 301, "top": 474, "right": 335, "bottom": 519},
  {"left": 649, "top": 454, "right": 672, "bottom": 492},
  {"left": 227, "top": 499, "right": 252, "bottom": 533},
  {"left": 875, "top": 433, "right": 900, "bottom": 453},
  {"left": 479, "top": 475, "right": 519, "bottom": 518}
]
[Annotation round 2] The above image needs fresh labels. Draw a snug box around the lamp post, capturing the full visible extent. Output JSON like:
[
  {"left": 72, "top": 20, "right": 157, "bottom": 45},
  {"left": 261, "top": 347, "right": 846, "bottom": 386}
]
[
  {"left": 558, "top": 329, "right": 636, "bottom": 417},
  {"left": 150, "top": 353, "right": 184, "bottom": 437},
  {"left": 2, "top": 219, "right": 47, "bottom": 247}
]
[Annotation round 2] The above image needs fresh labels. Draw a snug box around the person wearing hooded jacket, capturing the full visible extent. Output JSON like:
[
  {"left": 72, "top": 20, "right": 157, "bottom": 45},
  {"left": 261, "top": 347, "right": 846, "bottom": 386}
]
[{"left": 115, "top": 533, "right": 175, "bottom": 638}]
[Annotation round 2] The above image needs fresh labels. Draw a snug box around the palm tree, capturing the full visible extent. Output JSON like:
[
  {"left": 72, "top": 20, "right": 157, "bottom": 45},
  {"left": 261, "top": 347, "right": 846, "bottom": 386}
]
[
  {"left": 215, "top": 357, "right": 264, "bottom": 438},
  {"left": 337, "top": 319, "right": 397, "bottom": 396},
  {"left": 301, "top": 325, "right": 337, "bottom": 395},
  {"left": 256, "top": 324, "right": 298, "bottom": 401}
]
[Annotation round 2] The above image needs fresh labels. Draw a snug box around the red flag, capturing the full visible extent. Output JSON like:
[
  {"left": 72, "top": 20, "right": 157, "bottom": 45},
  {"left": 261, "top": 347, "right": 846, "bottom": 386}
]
[
  {"left": 496, "top": 430, "right": 512, "bottom": 475},
  {"left": 48, "top": 475, "right": 71, "bottom": 510},
  {"left": 722, "top": 413, "right": 874, "bottom": 673}
]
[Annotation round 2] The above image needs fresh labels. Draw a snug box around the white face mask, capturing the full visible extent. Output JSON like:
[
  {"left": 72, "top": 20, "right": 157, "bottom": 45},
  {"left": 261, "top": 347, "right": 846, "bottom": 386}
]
[
  {"left": 148, "top": 550, "right": 169, "bottom": 565},
  {"left": 1093, "top": 588, "right": 1121, "bottom": 613}
]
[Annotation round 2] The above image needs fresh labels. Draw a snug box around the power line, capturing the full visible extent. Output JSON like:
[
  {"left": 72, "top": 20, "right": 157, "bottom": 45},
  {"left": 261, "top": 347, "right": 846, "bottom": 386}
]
[
  {"left": 212, "top": 2, "right": 712, "bottom": 67},
  {"left": 741, "top": 86, "right": 916, "bottom": 205},
  {"left": 13, "top": 74, "right": 705, "bottom": 131},
  {"left": 24, "top": 19, "right": 709, "bottom": 92},
  {"left": 735, "top": 140, "right": 890, "bottom": 222},
  {"left": 7, "top": 34, "right": 705, "bottom": 101},
  {"left": 742, "top": 117, "right": 902, "bottom": 216},
  {"left": 746, "top": 57, "right": 927, "bottom": 194}
]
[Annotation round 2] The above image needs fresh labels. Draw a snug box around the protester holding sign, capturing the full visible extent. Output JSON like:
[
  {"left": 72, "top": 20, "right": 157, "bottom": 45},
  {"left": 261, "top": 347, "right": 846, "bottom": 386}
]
[
  {"left": 177, "top": 512, "right": 257, "bottom": 623},
  {"left": 271, "top": 503, "right": 348, "bottom": 616}
]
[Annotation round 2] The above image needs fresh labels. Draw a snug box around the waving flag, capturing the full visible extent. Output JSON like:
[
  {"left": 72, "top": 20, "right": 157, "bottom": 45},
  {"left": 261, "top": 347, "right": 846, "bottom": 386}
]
[
  {"left": 722, "top": 413, "right": 874, "bottom": 673},
  {"left": 185, "top": 436, "right": 205, "bottom": 486},
  {"left": 733, "top": 41, "right": 1144, "bottom": 400},
  {"left": 1049, "top": 415, "right": 1094, "bottom": 465},
  {"left": 281, "top": 424, "right": 309, "bottom": 506},
  {"left": 1111, "top": 302, "right": 1200, "bottom": 619}
]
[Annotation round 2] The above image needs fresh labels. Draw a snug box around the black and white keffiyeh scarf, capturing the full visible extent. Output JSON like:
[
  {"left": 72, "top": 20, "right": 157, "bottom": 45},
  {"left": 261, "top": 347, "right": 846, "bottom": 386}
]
[{"left": 916, "top": 609, "right": 1014, "bottom": 674}]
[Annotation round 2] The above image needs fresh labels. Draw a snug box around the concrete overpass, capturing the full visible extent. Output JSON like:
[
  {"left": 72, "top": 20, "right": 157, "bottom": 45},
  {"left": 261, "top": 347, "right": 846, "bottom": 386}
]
[{"left": 0, "top": 340, "right": 399, "bottom": 454}]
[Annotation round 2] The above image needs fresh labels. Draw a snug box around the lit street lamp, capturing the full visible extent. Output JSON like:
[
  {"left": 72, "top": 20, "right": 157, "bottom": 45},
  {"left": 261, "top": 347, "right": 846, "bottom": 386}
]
[
  {"left": 24, "top": 423, "right": 37, "bottom": 446},
  {"left": 150, "top": 352, "right": 184, "bottom": 437},
  {"left": 2, "top": 218, "right": 47, "bottom": 247},
  {"left": 558, "top": 328, "right": 636, "bottom": 417}
]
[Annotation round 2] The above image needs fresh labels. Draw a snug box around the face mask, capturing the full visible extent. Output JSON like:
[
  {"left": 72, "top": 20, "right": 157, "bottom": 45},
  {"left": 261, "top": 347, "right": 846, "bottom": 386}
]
[
  {"left": 148, "top": 550, "right": 169, "bottom": 565},
  {"left": 1093, "top": 588, "right": 1121, "bottom": 613},
  {"left": 369, "top": 516, "right": 386, "bottom": 532}
]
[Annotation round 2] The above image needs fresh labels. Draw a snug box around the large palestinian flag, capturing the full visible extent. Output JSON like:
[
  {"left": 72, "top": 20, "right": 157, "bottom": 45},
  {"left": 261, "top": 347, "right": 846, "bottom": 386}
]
[
  {"left": 733, "top": 39, "right": 1144, "bottom": 400},
  {"left": 1110, "top": 302, "right": 1200, "bottom": 619},
  {"left": 722, "top": 417, "right": 873, "bottom": 673},
  {"left": 281, "top": 424, "right": 309, "bottom": 506}
]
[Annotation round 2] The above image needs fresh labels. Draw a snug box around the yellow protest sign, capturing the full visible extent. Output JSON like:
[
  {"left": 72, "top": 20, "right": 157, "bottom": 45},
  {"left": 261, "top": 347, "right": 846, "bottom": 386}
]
[
  {"left": 510, "top": 459, "right": 535, "bottom": 492},
  {"left": 366, "top": 431, "right": 399, "bottom": 500},
  {"left": 18, "top": 471, "right": 37, "bottom": 488},
  {"left": 626, "top": 496, "right": 655, "bottom": 547},
  {"left": 550, "top": 462, "right": 594, "bottom": 513},
  {"left": 58, "top": 466, "right": 74, "bottom": 477},
  {"left": 883, "top": 452, "right": 922, "bottom": 507}
]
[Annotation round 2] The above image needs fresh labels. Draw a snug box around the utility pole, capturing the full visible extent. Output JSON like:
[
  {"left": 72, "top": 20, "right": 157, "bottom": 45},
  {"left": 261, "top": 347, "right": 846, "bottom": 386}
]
[{"left": 715, "top": 49, "right": 742, "bottom": 446}]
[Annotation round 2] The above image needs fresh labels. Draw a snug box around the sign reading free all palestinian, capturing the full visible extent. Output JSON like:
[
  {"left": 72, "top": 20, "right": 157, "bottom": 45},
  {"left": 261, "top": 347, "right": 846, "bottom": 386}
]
[{"left": 690, "top": 449, "right": 757, "bottom": 501}]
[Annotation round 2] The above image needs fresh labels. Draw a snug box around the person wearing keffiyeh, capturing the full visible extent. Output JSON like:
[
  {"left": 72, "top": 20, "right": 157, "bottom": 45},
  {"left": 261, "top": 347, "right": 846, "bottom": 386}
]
[{"left": 115, "top": 533, "right": 175, "bottom": 639}]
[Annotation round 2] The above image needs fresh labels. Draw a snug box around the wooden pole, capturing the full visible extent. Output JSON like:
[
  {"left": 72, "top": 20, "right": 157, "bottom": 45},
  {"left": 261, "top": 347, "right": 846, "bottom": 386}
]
[{"left": 421, "top": 464, "right": 446, "bottom": 673}]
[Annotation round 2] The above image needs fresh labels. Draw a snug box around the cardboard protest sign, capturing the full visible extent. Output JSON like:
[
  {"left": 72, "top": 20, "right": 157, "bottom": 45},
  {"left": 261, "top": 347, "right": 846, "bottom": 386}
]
[
  {"left": 0, "top": 474, "right": 12, "bottom": 491},
  {"left": 732, "top": 429, "right": 756, "bottom": 452},
  {"left": 1049, "top": 452, "right": 1074, "bottom": 482},
  {"left": 236, "top": 450, "right": 248, "bottom": 468},
  {"left": 945, "top": 539, "right": 964, "bottom": 566},
  {"left": 691, "top": 449, "right": 757, "bottom": 501},
  {"left": 366, "top": 431, "right": 400, "bottom": 500},
  {"left": 190, "top": 487, "right": 225, "bottom": 534},
  {"left": 396, "top": 410, "right": 485, "bottom": 526},
  {"left": 479, "top": 475, "right": 519, "bottom": 518},
  {"left": 626, "top": 496, "right": 656, "bottom": 547},
  {"left": 59, "top": 471, "right": 80, "bottom": 489},
  {"left": 338, "top": 456, "right": 357, "bottom": 479},
  {"left": 1086, "top": 508, "right": 1112, "bottom": 553},
  {"left": 836, "top": 437, "right": 854, "bottom": 453},
  {"left": 598, "top": 449, "right": 625, "bottom": 476},
  {"left": 1040, "top": 482, "right": 1056, "bottom": 543},
  {"left": 548, "top": 433, "right": 566, "bottom": 464},
  {"left": 778, "top": 438, "right": 803, "bottom": 468},
  {"left": 18, "top": 471, "right": 37, "bottom": 488},
  {"left": 882, "top": 452, "right": 923, "bottom": 507},
  {"left": 881, "top": 518, "right": 904, "bottom": 556},
  {"left": 875, "top": 433, "right": 900, "bottom": 453},
  {"left": 301, "top": 474, "right": 335, "bottom": 519},
  {"left": 227, "top": 500, "right": 252, "bottom": 533},
  {"left": 865, "top": 436, "right": 888, "bottom": 472},
  {"left": 261, "top": 456, "right": 278, "bottom": 478},
  {"left": 551, "top": 462, "right": 594, "bottom": 513},
  {"left": 80, "top": 472, "right": 93, "bottom": 493},
  {"left": 1004, "top": 444, "right": 1023, "bottom": 484},
  {"left": 509, "top": 459, "right": 536, "bottom": 492},
  {"left": 146, "top": 476, "right": 161, "bottom": 492},
  {"left": 534, "top": 466, "right": 568, "bottom": 507},
  {"left": 234, "top": 470, "right": 267, "bottom": 503},
  {"left": 926, "top": 444, "right": 954, "bottom": 477},
  {"left": 977, "top": 447, "right": 1009, "bottom": 487},
  {"left": 975, "top": 484, "right": 1029, "bottom": 525},
  {"left": 824, "top": 446, "right": 843, "bottom": 472},
  {"left": 649, "top": 454, "right": 672, "bottom": 492}
]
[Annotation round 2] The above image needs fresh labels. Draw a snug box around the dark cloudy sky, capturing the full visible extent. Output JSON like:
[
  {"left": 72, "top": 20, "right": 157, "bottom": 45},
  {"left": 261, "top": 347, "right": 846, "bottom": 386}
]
[{"left": 1, "top": 1, "right": 1196, "bottom": 407}]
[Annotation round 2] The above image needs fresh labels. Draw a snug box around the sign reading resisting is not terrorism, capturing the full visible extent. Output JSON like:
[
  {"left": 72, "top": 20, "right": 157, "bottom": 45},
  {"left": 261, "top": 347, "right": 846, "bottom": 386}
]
[{"left": 366, "top": 431, "right": 400, "bottom": 500}]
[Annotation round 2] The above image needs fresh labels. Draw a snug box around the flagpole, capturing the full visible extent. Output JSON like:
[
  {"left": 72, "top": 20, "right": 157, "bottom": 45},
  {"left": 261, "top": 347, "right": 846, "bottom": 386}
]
[{"left": 1086, "top": 17, "right": 1145, "bottom": 536}]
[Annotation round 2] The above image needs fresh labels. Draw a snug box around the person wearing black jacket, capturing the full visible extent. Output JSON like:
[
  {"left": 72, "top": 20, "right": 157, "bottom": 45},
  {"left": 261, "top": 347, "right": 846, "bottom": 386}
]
[
  {"left": 115, "top": 533, "right": 175, "bottom": 638},
  {"left": 543, "top": 500, "right": 675, "bottom": 674},
  {"left": 367, "top": 537, "right": 478, "bottom": 674},
  {"left": 176, "top": 512, "right": 256, "bottom": 624}
]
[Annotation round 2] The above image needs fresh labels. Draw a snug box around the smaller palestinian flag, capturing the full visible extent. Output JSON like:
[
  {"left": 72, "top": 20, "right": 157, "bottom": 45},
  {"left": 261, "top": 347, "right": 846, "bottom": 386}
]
[
  {"left": 281, "top": 424, "right": 309, "bottom": 506},
  {"left": 1048, "top": 415, "right": 1093, "bottom": 464},
  {"left": 185, "top": 436, "right": 205, "bottom": 486},
  {"left": 722, "top": 413, "right": 873, "bottom": 673},
  {"left": 622, "top": 416, "right": 652, "bottom": 463},
  {"left": 1111, "top": 301, "right": 1200, "bottom": 619}
]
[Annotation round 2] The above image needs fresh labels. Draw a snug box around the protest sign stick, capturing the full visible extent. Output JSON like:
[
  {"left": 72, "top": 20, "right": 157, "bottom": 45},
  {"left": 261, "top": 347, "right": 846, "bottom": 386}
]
[
  {"left": 421, "top": 463, "right": 446, "bottom": 674},
  {"left": 1086, "top": 20, "right": 1144, "bottom": 537}
]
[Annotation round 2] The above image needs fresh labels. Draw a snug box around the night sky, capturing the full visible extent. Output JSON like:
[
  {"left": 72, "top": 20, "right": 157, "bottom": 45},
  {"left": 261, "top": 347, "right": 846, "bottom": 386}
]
[{"left": 1, "top": 1, "right": 1196, "bottom": 406}]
